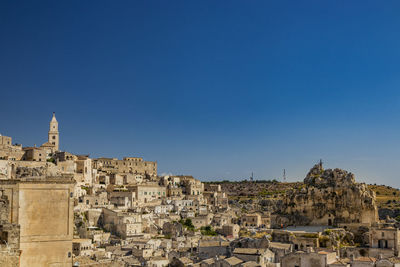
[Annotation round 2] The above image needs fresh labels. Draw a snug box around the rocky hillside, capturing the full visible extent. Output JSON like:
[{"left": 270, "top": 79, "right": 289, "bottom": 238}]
[
  {"left": 368, "top": 184, "right": 400, "bottom": 219},
  {"left": 210, "top": 168, "right": 399, "bottom": 221},
  {"left": 277, "top": 164, "right": 378, "bottom": 226}
]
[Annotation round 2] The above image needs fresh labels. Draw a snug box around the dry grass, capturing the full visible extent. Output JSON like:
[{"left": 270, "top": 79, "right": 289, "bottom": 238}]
[{"left": 368, "top": 184, "right": 400, "bottom": 209}]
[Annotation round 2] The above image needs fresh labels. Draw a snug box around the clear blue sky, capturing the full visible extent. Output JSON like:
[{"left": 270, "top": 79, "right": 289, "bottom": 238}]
[{"left": 1, "top": 1, "right": 400, "bottom": 186}]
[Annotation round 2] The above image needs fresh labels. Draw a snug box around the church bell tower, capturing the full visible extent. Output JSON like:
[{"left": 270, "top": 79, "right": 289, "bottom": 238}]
[{"left": 48, "top": 112, "right": 59, "bottom": 151}]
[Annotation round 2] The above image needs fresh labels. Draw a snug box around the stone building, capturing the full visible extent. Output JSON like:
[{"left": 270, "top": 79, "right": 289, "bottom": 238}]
[
  {"left": 109, "top": 190, "right": 136, "bottom": 209},
  {"left": 22, "top": 146, "right": 46, "bottom": 162},
  {"left": 80, "top": 191, "right": 108, "bottom": 207},
  {"left": 261, "top": 212, "right": 271, "bottom": 229},
  {"left": 203, "top": 184, "right": 229, "bottom": 211},
  {"left": 0, "top": 164, "right": 74, "bottom": 266},
  {"left": 93, "top": 156, "right": 157, "bottom": 177},
  {"left": 272, "top": 229, "right": 320, "bottom": 251},
  {"left": 0, "top": 136, "right": 12, "bottom": 146},
  {"left": 54, "top": 151, "right": 76, "bottom": 162},
  {"left": 197, "top": 240, "right": 231, "bottom": 260},
  {"left": 192, "top": 214, "right": 214, "bottom": 228},
  {"left": 281, "top": 250, "right": 337, "bottom": 267},
  {"left": 0, "top": 189, "right": 20, "bottom": 267},
  {"left": 0, "top": 160, "right": 13, "bottom": 179},
  {"left": 72, "top": 238, "right": 94, "bottom": 256},
  {"left": 242, "top": 213, "right": 262, "bottom": 227},
  {"left": 221, "top": 224, "right": 240, "bottom": 238},
  {"left": 0, "top": 135, "right": 24, "bottom": 161},
  {"left": 233, "top": 248, "right": 275, "bottom": 266},
  {"left": 128, "top": 184, "right": 166, "bottom": 204},
  {"left": 369, "top": 226, "right": 400, "bottom": 257},
  {"left": 20, "top": 113, "right": 61, "bottom": 161},
  {"left": 182, "top": 176, "right": 204, "bottom": 196},
  {"left": 75, "top": 155, "right": 93, "bottom": 185},
  {"left": 102, "top": 208, "right": 142, "bottom": 239},
  {"left": 45, "top": 112, "right": 60, "bottom": 152}
]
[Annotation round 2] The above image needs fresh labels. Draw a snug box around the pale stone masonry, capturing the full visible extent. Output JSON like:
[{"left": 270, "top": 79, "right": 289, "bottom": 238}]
[
  {"left": 93, "top": 156, "right": 157, "bottom": 177},
  {"left": 0, "top": 172, "right": 74, "bottom": 266},
  {"left": 47, "top": 112, "right": 60, "bottom": 151},
  {"left": 0, "top": 135, "right": 24, "bottom": 161},
  {"left": 3, "top": 113, "right": 400, "bottom": 267}
]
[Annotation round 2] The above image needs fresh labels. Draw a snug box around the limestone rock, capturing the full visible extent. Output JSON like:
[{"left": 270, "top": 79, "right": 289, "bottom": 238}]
[{"left": 277, "top": 164, "right": 378, "bottom": 226}]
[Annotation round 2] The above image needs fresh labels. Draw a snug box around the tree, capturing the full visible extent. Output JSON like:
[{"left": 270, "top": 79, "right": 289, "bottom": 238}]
[
  {"left": 200, "top": 225, "right": 217, "bottom": 236},
  {"left": 179, "top": 218, "right": 195, "bottom": 231}
]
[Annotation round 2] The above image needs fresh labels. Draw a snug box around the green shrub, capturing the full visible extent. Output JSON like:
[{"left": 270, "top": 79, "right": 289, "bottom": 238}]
[{"left": 200, "top": 225, "right": 217, "bottom": 236}]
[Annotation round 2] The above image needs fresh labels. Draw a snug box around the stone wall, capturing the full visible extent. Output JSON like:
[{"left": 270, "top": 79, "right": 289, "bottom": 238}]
[{"left": 0, "top": 175, "right": 74, "bottom": 267}]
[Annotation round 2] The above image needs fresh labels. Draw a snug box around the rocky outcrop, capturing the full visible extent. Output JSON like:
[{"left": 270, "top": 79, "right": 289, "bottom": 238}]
[
  {"left": 16, "top": 166, "right": 46, "bottom": 177},
  {"left": 162, "top": 221, "right": 184, "bottom": 238},
  {"left": 275, "top": 164, "right": 378, "bottom": 227},
  {"left": 15, "top": 163, "right": 62, "bottom": 178},
  {"left": 303, "top": 164, "right": 355, "bottom": 188}
]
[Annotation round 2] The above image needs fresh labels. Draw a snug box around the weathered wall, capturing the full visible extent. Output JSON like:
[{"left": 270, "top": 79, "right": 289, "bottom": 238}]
[{"left": 0, "top": 178, "right": 74, "bottom": 267}]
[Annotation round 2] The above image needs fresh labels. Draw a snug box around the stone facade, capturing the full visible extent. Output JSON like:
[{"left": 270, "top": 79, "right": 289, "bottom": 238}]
[
  {"left": 0, "top": 136, "right": 24, "bottom": 161},
  {"left": 0, "top": 170, "right": 74, "bottom": 267},
  {"left": 47, "top": 112, "right": 59, "bottom": 152},
  {"left": 128, "top": 184, "right": 166, "bottom": 204},
  {"left": 21, "top": 147, "right": 46, "bottom": 162},
  {"left": 93, "top": 156, "right": 157, "bottom": 177},
  {"left": 369, "top": 227, "right": 400, "bottom": 256}
]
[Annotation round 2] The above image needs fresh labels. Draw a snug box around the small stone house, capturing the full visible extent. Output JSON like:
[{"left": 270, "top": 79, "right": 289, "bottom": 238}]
[{"left": 233, "top": 248, "right": 275, "bottom": 266}]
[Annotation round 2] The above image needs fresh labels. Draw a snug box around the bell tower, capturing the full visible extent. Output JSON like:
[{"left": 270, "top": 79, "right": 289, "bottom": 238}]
[{"left": 48, "top": 112, "right": 59, "bottom": 151}]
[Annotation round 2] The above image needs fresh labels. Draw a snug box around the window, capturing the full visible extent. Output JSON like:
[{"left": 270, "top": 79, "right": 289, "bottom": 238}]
[{"left": 52, "top": 136, "right": 56, "bottom": 140}]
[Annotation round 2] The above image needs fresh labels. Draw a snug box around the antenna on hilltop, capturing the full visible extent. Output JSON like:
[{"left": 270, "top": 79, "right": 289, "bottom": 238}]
[
  {"left": 250, "top": 172, "right": 254, "bottom": 182},
  {"left": 283, "top": 169, "right": 286, "bottom": 182},
  {"left": 319, "top": 159, "right": 323, "bottom": 170}
]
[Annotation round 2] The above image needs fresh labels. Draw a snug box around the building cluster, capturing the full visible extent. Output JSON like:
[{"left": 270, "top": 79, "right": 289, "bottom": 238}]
[{"left": 0, "top": 114, "right": 400, "bottom": 267}]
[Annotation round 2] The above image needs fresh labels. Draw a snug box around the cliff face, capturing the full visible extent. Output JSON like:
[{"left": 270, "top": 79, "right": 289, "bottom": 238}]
[{"left": 276, "top": 164, "right": 378, "bottom": 227}]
